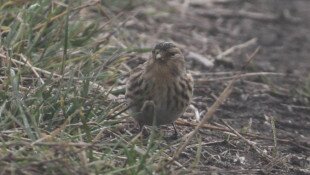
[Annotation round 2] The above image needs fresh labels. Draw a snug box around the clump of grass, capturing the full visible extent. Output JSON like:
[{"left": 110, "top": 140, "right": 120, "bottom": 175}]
[{"left": 0, "top": 0, "right": 162, "bottom": 174}]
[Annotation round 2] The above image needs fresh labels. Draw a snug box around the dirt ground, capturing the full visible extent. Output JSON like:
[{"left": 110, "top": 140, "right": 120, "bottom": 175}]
[{"left": 121, "top": 0, "right": 310, "bottom": 174}]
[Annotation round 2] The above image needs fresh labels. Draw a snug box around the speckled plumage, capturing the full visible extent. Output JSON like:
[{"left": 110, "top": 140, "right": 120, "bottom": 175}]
[{"left": 126, "top": 42, "right": 193, "bottom": 128}]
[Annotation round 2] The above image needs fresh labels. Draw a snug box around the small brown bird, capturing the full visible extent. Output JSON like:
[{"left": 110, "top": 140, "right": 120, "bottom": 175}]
[{"left": 125, "top": 42, "right": 193, "bottom": 137}]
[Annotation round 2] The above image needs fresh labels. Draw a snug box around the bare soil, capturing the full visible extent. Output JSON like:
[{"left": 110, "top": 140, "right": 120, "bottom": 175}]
[{"left": 123, "top": 0, "right": 310, "bottom": 174}]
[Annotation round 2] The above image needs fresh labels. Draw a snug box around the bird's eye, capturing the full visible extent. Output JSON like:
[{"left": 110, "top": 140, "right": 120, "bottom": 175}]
[
  {"left": 167, "top": 51, "right": 177, "bottom": 57},
  {"left": 152, "top": 49, "right": 159, "bottom": 55}
]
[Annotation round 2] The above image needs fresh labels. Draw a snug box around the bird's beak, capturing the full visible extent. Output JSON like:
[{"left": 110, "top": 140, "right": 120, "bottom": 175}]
[{"left": 155, "top": 53, "right": 162, "bottom": 60}]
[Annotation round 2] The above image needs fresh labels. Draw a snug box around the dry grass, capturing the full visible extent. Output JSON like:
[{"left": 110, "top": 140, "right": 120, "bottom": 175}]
[{"left": 0, "top": 1, "right": 150, "bottom": 174}]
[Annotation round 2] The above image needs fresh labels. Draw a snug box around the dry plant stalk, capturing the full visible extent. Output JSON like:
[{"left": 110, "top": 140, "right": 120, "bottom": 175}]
[
  {"left": 196, "top": 72, "right": 286, "bottom": 83},
  {"left": 19, "top": 54, "right": 45, "bottom": 85},
  {"left": 221, "top": 119, "right": 273, "bottom": 161}
]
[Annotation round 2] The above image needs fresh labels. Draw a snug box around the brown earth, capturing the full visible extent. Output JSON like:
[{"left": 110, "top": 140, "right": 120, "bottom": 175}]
[{"left": 120, "top": 0, "right": 310, "bottom": 174}]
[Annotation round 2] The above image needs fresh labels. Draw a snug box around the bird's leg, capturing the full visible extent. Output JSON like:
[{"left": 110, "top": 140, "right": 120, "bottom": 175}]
[
  {"left": 140, "top": 100, "right": 156, "bottom": 137},
  {"left": 138, "top": 122, "right": 144, "bottom": 132},
  {"left": 171, "top": 123, "right": 179, "bottom": 139},
  {"left": 138, "top": 122, "right": 148, "bottom": 138},
  {"left": 141, "top": 100, "right": 156, "bottom": 125}
]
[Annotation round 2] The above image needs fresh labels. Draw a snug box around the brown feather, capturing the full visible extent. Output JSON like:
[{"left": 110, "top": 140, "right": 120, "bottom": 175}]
[{"left": 126, "top": 42, "right": 193, "bottom": 126}]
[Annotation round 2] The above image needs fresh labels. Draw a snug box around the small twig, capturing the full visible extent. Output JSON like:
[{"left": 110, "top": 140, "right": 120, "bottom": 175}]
[
  {"left": 7, "top": 57, "right": 62, "bottom": 77},
  {"left": 19, "top": 54, "right": 45, "bottom": 85},
  {"left": 72, "top": 0, "right": 100, "bottom": 11},
  {"left": 216, "top": 38, "right": 257, "bottom": 60},
  {"left": 270, "top": 115, "right": 278, "bottom": 157},
  {"left": 196, "top": 72, "right": 286, "bottom": 83},
  {"left": 163, "top": 152, "right": 187, "bottom": 171},
  {"left": 221, "top": 119, "right": 273, "bottom": 161},
  {"left": 187, "top": 52, "right": 214, "bottom": 68},
  {"left": 263, "top": 154, "right": 291, "bottom": 174},
  {"left": 281, "top": 104, "right": 310, "bottom": 110},
  {"left": 175, "top": 120, "right": 229, "bottom": 132},
  {"left": 176, "top": 119, "right": 310, "bottom": 151},
  {"left": 190, "top": 70, "right": 235, "bottom": 77},
  {"left": 186, "top": 140, "right": 226, "bottom": 149},
  {"left": 106, "top": 103, "right": 131, "bottom": 120}
]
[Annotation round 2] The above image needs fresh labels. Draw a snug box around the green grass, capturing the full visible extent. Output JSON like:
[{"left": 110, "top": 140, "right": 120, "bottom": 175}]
[{"left": 0, "top": 0, "right": 165, "bottom": 174}]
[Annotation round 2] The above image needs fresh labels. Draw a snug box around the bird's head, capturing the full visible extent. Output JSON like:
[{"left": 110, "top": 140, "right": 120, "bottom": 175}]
[
  {"left": 151, "top": 42, "right": 182, "bottom": 62},
  {"left": 147, "top": 42, "right": 185, "bottom": 76}
]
